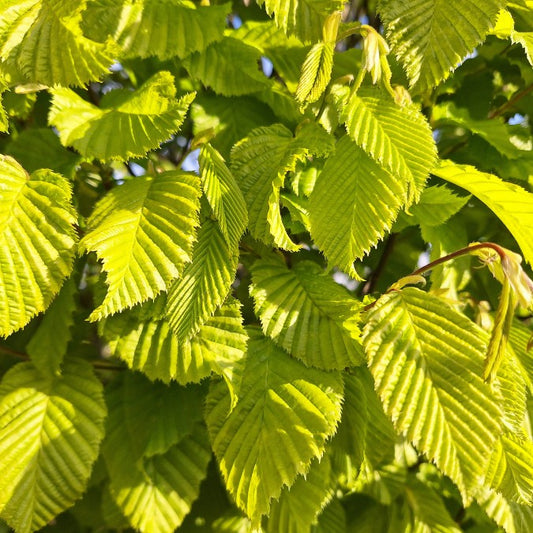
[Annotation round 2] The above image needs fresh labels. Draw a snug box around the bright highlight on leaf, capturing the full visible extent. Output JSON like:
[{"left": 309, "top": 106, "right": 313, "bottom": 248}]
[
  {"left": 80, "top": 171, "right": 201, "bottom": 320},
  {"left": 363, "top": 287, "right": 503, "bottom": 500},
  {"left": 0, "top": 156, "right": 77, "bottom": 337},
  {"left": 49, "top": 72, "right": 195, "bottom": 161},
  {"left": 205, "top": 331, "right": 343, "bottom": 524},
  {"left": 379, "top": 0, "right": 504, "bottom": 92},
  {"left": 0, "top": 360, "right": 106, "bottom": 532},
  {"left": 0, "top": 0, "right": 115, "bottom": 86},
  {"left": 250, "top": 255, "right": 364, "bottom": 369}
]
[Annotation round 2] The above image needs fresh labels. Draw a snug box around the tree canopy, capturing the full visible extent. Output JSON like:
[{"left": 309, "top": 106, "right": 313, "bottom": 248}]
[{"left": 1, "top": 0, "right": 533, "bottom": 532}]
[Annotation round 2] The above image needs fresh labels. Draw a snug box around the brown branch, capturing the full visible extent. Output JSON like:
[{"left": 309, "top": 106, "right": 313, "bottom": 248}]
[{"left": 488, "top": 83, "right": 533, "bottom": 119}]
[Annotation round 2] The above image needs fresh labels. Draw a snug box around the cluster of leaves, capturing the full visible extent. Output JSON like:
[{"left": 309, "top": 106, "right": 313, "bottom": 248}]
[{"left": 1, "top": 0, "right": 533, "bottom": 532}]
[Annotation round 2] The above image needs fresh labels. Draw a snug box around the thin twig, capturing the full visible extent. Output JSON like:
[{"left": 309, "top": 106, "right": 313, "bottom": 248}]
[
  {"left": 488, "top": 83, "right": 533, "bottom": 119},
  {"left": 361, "top": 233, "right": 397, "bottom": 295}
]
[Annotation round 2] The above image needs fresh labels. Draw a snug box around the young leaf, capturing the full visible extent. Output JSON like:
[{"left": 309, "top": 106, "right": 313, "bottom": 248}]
[
  {"left": 26, "top": 277, "right": 77, "bottom": 377},
  {"left": 309, "top": 135, "right": 406, "bottom": 279},
  {"left": 165, "top": 217, "right": 238, "bottom": 341},
  {"left": 0, "top": 360, "right": 106, "bottom": 532},
  {"left": 434, "top": 160, "right": 533, "bottom": 267},
  {"left": 295, "top": 13, "right": 340, "bottom": 104},
  {"left": 205, "top": 330, "right": 343, "bottom": 524},
  {"left": 0, "top": 0, "right": 115, "bottom": 86},
  {"left": 231, "top": 122, "right": 334, "bottom": 250},
  {"left": 49, "top": 72, "right": 195, "bottom": 161},
  {"left": 339, "top": 86, "right": 437, "bottom": 204},
  {"left": 257, "top": 0, "right": 344, "bottom": 43},
  {"left": 183, "top": 36, "right": 270, "bottom": 97},
  {"left": 363, "top": 287, "right": 503, "bottom": 500},
  {"left": 199, "top": 144, "right": 248, "bottom": 249},
  {"left": 102, "top": 299, "right": 247, "bottom": 396},
  {"left": 108, "top": 0, "right": 230, "bottom": 59},
  {"left": 0, "top": 156, "right": 77, "bottom": 337},
  {"left": 80, "top": 171, "right": 201, "bottom": 320},
  {"left": 379, "top": 0, "right": 504, "bottom": 92},
  {"left": 249, "top": 255, "right": 364, "bottom": 369}
]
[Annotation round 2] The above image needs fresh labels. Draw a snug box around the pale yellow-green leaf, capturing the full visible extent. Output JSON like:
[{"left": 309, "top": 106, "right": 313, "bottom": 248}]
[
  {"left": 0, "top": 360, "right": 106, "bottom": 533},
  {"left": 0, "top": 0, "right": 115, "bottom": 86},
  {"left": 49, "top": 72, "right": 195, "bottom": 161},
  {"left": 250, "top": 255, "right": 364, "bottom": 369},
  {"left": 165, "top": 217, "right": 238, "bottom": 341},
  {"left": 80, "top": 171, "right": 201, "bottom": 320},
  {"left": 434, "top": 160, "right": 533, "bottom": 267},
  {"left": 257, "top": 0, "right": 344, "bottom": 43},
  {"left": 339, "top": 86, "right": 437, "bottom": 204},
  {"left": 363, "top": 287, "right": 502, "bottom": 500},
  {"left": 205, "top": 330, "right": 343, "bottom": 524},
  {"left": 199, "top": 144, "right": 248, "bottom": 249},
  {"left": 379, "top": 0, "right": 505, "bottom": 92},
  {"left": 0, "top": 156, "right": 77, "bottom": 337},
  {"left": 309, "top": 135, "right": 405, "bottom": 278}
]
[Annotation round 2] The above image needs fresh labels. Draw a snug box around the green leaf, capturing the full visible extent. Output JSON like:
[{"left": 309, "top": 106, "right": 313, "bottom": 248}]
[
  {"left": 295, "top": 13, "right": 340, "bottom": 104},
  {"left": 191, "top": 94, "right": 276, "bottom": 158},
  {"left": 231, "top": 122, "right": 334, "bottom": 250},
  {"left": 199, "top": 144, "right": 248, "bottom": 249},
  {"left": 433, "top": 102, "right": 528, "bottom": 159},
  {"left": 5, "top": 128, "right": 81, "bottom": 178},
  {"left": 478, "top": 489, "right": 533, "bottom": 533},
  {"left": 407, "top": 185, "right": 470, "bottom": 228},
  {"left": 26, "top": 277, "right": 76, "bottom": 377},
  {"left": 80, "top": 171, "right": 201, "bottom": 320},
  {"left": 434, "top": 160, "right": 533, "bottom": 266},
  {"left": 49, "top": 72, "right": 195, "bottom": 161},
  {"left": 309, "top": 135, "right": 405, "bottom": 278},
  {"left": 205, "top": 330, "right": 343, "bottom": 524},
  {"left": 363, "top": 287, "right": 503, "bottom": 500},
  {"left": 0, "top": 156, "right": 77, "bottom": 337},
  {"left": 165, "top": 217, "right": 238, "bottom": 341},
  {"left": 257, "top": 0, "right": 344, "bottom": 43},
  {"left": 104, "top": 377, "right": 210, "bottom": 533},
  {"left": 249, "top": 255, "right": 364, "bottom": 369},
  {"left": 313, "top": 498, "right": 346, "bottom": 533},
  {"left": 110, "top": 0, "right": 230, "bottom": 59},
  {"left": 0, "top": 360, "right": 106, "bottom": 533},
  {"left": 267, "top": 456, "right": 334, "bottom": 533},
  {"left": 183, "top": 35, "right": 270, "bottom": 96},
  {"left": 379, "top": 0, "right": 504, "bottom": 92},
  {"left": 102, "top": 299, "right": 247, "bottom": 394},
  {"left": 0, "top": 0, "right": 115, "bottom": 86},
  {"left": 339, "top": 86, "right": 437, "bottom": 204}
]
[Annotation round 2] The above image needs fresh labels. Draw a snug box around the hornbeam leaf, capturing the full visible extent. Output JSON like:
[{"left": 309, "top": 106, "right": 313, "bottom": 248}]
[
  {"left": 26, "top": 277, "right": 77, "bottom": 377},
  {"left": 231, "top": 122, "right": 334, "bottom": 250},
  {"left": 183, "top": 35, "right": 270, "bottom": 97},
  {"left": 80, "top": 171, "right": 201, "bottom": 320},
  {"left": 199, "top": 144, "right": 248, "bottom": 249},
  {"left": 166, "top": 217, "right": 238, "bottom": 341},
  {"left": 363, "top": 287, "right": 502, "bottom": 500},
  {"left": 257, "top": 0, "right": 345, "bottom": 43},
  {"left": 104, "top": 379, "right": 210, "bottom": 533},
  {"left": 102, "top": 299, "right": 247, "bottom": 395},
  {"left": 205, "top": 331, "right": 343, "bottom": 523},
  {"left": 479, "top": 489, "right": 533, "bottom": 533},
  {"left": 267, "top": 456, "right": 334, "bottom": 533},
  {"left": 109, "top": 0, "right": 230, "bottom": 59},
  {"left": 0, "top": 0, "right": 115, "bottom": 86},
  {"left": 0, "top": 360, "right": 106, "bottom": 533},
  {"left": 434, "top": 160, "right": 533, "bottom": 267},
  {"left": 379, "top": 0, "right": 504, "bottom": 92},
  {"left": 340, "top": 86, "right": 437, "bottom": 204},
  {"left": 49, "top": 72, "right": 195, "bottom": 161},
  {"left": 0, "top": 156, "right": 77, "bottom": 337},
  {"left": 250, "top": 255, "right": 364, "bottom": 369},
  {"left": 309, "top": 135, "right": 405, "bottom": 278}
]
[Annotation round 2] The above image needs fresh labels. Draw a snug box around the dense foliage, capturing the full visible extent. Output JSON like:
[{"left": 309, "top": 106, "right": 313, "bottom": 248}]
[{"left": 1, "top": 0, "right": 533, "bottom": 532}]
